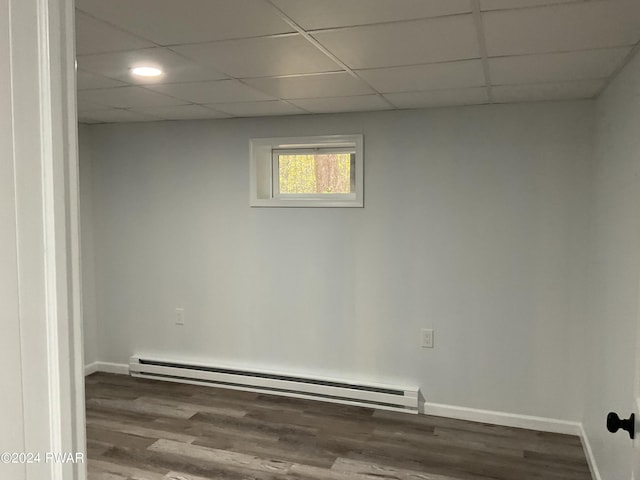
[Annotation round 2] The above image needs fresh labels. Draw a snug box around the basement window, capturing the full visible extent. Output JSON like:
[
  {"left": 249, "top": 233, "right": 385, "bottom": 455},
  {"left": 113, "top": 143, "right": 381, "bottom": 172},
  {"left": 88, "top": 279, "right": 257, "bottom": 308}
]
[{"left": 250, "top": 135, "right": 363, "bottom": 207}]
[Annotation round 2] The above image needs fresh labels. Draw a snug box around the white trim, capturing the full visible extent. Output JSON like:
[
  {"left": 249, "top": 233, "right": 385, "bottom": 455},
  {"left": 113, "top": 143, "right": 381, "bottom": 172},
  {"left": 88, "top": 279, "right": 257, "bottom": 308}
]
[
  {"left": 424, "top": 402, "right": 581, "bottom": 435},
  {"left": 8, "top": 0, "right": 83, "bottom": 478},
  {"left": 40, "top": 0, "right": 86, "bottom": 477},
  {"left": 84, "top": 362, "right": 99, "bottom": 376},
  {"left": 38, "top": 0, "right": 66, "bottom": 477},
  {"left": 579, "top": 424, "right": 602, "bottom": 480},
  {"left": 84, "top": 362, "right": 130, "bottom": 376},
  {"left": 98, "top": 362, "right": 130, "bottom": 375},
  {"left": 61, "top": 1, "right": 87, "bottom": 476}
]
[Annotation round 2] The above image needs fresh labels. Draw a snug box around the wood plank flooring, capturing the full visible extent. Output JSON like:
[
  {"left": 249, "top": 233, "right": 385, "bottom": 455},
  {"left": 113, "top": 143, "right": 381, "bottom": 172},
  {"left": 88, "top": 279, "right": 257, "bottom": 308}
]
[{"left": 85, "top": 373, "right": 592, "bottom": 480}]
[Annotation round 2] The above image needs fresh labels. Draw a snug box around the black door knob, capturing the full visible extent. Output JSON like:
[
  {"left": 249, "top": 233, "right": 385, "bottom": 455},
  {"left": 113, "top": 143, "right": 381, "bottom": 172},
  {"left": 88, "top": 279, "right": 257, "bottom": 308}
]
[{"left": 607, "top": 412, "right": 635, "bottom": 439}]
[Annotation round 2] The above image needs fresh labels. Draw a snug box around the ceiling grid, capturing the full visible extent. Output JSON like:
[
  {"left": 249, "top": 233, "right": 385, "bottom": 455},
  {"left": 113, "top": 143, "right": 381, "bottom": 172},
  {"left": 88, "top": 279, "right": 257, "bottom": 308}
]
[
  {"left": 73, "top": 0, "right": 640, "bottom": 123},
  {"left": 471, "top": 0, "right": 494, "bottom": 103},
  {"left": 263, "top": 0, "right": 396, "bottom": 109}
]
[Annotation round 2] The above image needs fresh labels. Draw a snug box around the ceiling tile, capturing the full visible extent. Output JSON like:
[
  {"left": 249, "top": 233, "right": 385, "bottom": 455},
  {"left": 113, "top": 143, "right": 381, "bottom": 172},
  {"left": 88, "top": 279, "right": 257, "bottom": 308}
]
[
  {"left": 271, "top": 0, "right": 472, "bottom": 30},
  {"left": 243, "top": 72, "right": 374, "bottom": 99},
  {"left": 77, "top": 70, "right": 128, "bottom": 90},
  {"left": 76, "top": 98, "right": 114, "bottom": 113},
  {"left": 77, "top": 87, "right": 188, "bottom": 108},
  {"left": 128, "top": 104, "right": 231, "bottom": 120},
  {"left": 384, "top": 87, "right": 489, "bottom": 108},
  {"left": 173, "top": 35, "right": 340, "bottom": 78},
  {"left": 492, "top": 79, "right": 606, "bottom": 103},
  {"left": 78, "top": 48, "right": 228, "bottom": 86},
  {"left": 76, "top": 0, "right": 294, "bottom": 45},
  {"left": 148, "top": 65, "right": 229, "bottom": 85},
  {"left": 288, "top": 95, "right": 391, "bottom": 113},
  {"left": 490, "top": 47, "right": 631, "bottom": 85},
  {"left": 78, "top": 109, "right": 162, "bottom": 123},
  {"left": 75, "top": 12, "right": 154, "bottom": 55},
  {"left": 73, "top": 0, "right": 639, "bottom": 118},
  {"left": 480, "top": 0, "right": 579, "bottom": 11},
  {"left": 357, "top": 60, "right": 485, "bottom": 93},
  {"left": 312, "top": 15, "right": 479, "bottom": 70},
  {"left": 483, "top": 1, "right": 640, "bottom": 57},
  {"left": 147, "top": 80, "right": 275, "bottom": 104},
  {"left": 210, "top": 101, "right": 306, "bottom": 116}
]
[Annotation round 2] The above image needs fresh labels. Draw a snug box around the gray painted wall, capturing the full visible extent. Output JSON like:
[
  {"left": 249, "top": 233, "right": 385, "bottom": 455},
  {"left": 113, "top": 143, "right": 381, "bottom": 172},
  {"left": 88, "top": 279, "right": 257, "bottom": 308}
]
[{"left": 80, "top": 101, "right": 594, "bottom": 422}]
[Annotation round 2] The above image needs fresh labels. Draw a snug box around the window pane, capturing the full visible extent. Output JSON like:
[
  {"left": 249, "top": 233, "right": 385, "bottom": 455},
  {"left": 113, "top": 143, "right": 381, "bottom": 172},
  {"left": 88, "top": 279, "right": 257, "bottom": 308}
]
[{"left": 278, "top": 153, "right": 352, "bottom": 194}]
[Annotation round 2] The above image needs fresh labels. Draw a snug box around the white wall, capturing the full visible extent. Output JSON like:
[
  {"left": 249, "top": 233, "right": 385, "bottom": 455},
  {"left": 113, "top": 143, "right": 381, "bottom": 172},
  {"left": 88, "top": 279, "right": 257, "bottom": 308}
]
[
  {"left": 80, "top": 124, "right": 98, "bottom": 367},
  {"left": 584, "top": 50, "right": 640, "bottom": 479},
  {"left": 81, "top": 102, "right": 594, "bottom": 422},
  {"left": 0, "top": 0, "right": 26, "bottom": 475}
]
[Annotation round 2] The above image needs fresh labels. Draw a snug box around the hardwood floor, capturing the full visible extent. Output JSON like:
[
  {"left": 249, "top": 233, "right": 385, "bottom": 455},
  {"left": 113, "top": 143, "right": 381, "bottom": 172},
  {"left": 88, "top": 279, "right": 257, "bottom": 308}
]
[{"left": 85, "top": 373, "right": 592, "bottom": 480}]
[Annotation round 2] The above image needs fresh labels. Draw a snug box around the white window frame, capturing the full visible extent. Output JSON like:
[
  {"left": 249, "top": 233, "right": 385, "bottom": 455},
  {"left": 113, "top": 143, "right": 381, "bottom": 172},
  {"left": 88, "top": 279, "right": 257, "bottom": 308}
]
[{"left": 250, "top": 134, "right": 363, "bottom": 208}]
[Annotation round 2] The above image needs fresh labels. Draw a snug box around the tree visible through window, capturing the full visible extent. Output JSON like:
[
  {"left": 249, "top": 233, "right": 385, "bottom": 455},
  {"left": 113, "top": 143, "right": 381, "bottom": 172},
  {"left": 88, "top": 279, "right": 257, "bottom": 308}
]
[
  {"left": 251, "top": 135, "right": 363, "bottom": 207},
  {"left": 278, "top": 153, "right": 353, "bottom": 195}
]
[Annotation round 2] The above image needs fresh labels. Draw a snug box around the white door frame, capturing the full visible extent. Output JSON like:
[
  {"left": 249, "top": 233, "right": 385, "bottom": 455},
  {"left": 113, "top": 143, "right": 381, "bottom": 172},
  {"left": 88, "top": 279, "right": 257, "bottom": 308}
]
[
  {"left": 5, "top": 0, "right": 86, "bottom": 478},
  {"left": 633, "top": 275, "right": 640, "bottom": 479}
]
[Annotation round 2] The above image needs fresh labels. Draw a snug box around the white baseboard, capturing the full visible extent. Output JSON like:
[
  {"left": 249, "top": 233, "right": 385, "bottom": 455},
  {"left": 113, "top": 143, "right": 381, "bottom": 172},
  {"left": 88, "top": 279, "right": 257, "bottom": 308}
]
[
  {"left": 84, "top": 361, "right": 129, "bottom": 376},
  {"left": 84, "top": 362, "right": 99, "bottom": 376},
  {"left": 424, "top": 402, "right": 582, "bottom": 435},
  {"left": 579, "top": 424, "right": 602, "bottom": 480},
  {"left": 424, "top": 402, "right": 600, "bottom": 480}
]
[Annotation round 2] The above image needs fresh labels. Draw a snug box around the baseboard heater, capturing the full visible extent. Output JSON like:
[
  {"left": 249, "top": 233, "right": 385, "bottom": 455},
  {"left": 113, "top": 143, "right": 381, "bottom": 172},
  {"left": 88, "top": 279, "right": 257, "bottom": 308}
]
[{"left": 129, "top": 356, "right": 420, "bottom": 413}]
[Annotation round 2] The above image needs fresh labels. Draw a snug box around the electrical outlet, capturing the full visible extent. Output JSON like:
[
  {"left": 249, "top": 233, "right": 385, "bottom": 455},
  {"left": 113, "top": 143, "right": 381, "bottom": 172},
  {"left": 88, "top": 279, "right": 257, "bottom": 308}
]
[
  {"left": 175, "top": 308, "right": 185, "bottom": 325},
  {"left": 421, "top": 328, "right": 434, "bottom": 348}
]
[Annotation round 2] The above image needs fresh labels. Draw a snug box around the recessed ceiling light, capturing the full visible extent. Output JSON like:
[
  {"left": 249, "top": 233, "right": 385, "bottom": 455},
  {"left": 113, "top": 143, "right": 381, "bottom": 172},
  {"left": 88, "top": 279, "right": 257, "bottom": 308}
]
[{"left": 131, "top": 66, "right": 163, "bottom": 77}]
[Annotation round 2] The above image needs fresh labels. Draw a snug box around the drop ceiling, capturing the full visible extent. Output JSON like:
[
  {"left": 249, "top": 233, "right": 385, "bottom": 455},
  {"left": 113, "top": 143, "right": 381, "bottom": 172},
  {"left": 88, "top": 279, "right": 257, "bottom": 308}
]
[{"left": 75, "top": 0, "right": 640, "bottom": 123}]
